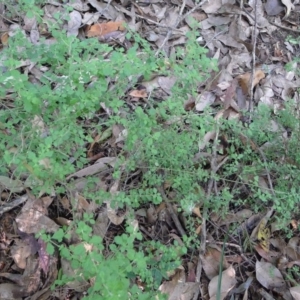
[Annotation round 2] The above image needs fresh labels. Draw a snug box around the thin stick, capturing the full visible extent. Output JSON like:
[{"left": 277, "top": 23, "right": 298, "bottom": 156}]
[
  {"left": 269, "top": 20, "right": 300, "bottom": 33},
  {"left": 249, "top": 0, "right": 258, "bottom": 116},
  {"left": 193, "top": 126, "right": 220, "bottom": 300},
  {"left": 156, "top": 185, "right": 187, "bottom": 237}
]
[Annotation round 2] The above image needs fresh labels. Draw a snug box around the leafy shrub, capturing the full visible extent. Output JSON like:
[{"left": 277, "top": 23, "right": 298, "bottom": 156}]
[{"left": 2, "top": 1, "right": 300, "bottom": 298}]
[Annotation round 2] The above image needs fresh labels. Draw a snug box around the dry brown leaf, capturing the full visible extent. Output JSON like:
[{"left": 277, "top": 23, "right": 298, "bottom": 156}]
[
  {"left": 256, "top": 260, "right": 285, "bottom": 290},
  {"left": 67, "top": 11, "right": 82, "bottom": 37},
  {"left": 223, "top": 79, "right": 238, "bottom": 110},
  {"left": 0, "top": 176, "right": 24, "bottom": 193},
  {"left": 208, "top": 265, "right": 237, "bottom": 300},
  {"left": 16, "top": 209, "right": 59, "bottom": 234},
  {"left": 159, "top": 266, "right": 199, "bottom": 300},
  {"left": 198, "top": 131, "right": 216, "bottom": 150},
  {"left": 211, "top": 209, "right": 253, "bottom": 226},
  {"left": 202, "top": 0, "right": 222, "bottom": 13},
  {"left": 147, "top": 206, "right": 158, "bottom": 223},
  {"left": 0, "top": 283, "right": 24, "bottom": 299},
  {"left": 1, "top": 32, "right": 9, "bottom": 45},
  {"left": 195, "top": 91, "right": 216, "bottom": 111},
  {"left": 93, "top": 209, "right": 109, "bottom": 238},
  {"left": 88, "top": 0, "right": 118, "bottom": 19},
  {"left": 270, "top": 237, "right": 286, "bottom": 252},
  {"left": 11, "top": 240, "right": 32, "bottom": 269},
  {"left": 158, "top": 76, "right": 177, "bottom": 94},
  {"left": 255, "top": 244, "right": 280, "bottom": 264},
  {"left": 290, "top": 286, "right": 300, "bottom": 300},
  {"left": 68, "top": 0, "right": 89, "bottom": 12},
  {"left": 82, "top": 12, "right": 99, "bottom": 25},
  {"left": 238, "top": 70, "right": 265, "bottom": 95},
  {"left": 66, "top": 156, "right": 116, "bottom": 179},
  {"left": 129, "top": 89, "right": 148, "bottom": 98},
  {"left": 265, "top": 0, "right": 285, "bottom": 15},
  {"left": 201, "top": 247, "right": 229, "bottom": 280},
  {"left": 281, "top": 0, "right": 295, "bottom": 19},
  {"left": 86, "top": 21, "right": 125, "bottom": 37}
]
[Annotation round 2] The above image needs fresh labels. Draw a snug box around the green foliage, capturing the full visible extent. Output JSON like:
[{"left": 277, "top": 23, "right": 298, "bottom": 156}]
[
  {"left": 2, "top": 1, "right": 300, "bottom": 298},
  {"left": 40, "top": 216, "right": 184, "bottom": 299}
]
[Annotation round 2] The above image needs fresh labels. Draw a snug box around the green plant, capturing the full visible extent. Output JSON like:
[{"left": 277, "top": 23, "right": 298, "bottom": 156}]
[
  {"left": 41, "top": 214, "right": 185, "bottom": 299},
  {"left": 3, "top": 1, "right": 300, "bottom": 298}
]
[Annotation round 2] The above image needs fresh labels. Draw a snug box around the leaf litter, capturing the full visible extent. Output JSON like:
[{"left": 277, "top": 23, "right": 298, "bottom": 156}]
[{"left": 1, "top": 0, "right": 300, "bottom": 299}]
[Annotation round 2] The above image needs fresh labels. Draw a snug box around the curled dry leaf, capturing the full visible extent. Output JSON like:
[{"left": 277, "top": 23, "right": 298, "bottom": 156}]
[
  {"left": 201, "top": 246, "right": 229, "bottom": 280},
  {"left": 129, "top": 89, "right": 148, "bottom": 98},
  {"left": 86, "top": 21, "right": 125, "bottom": 37},
  {"left": 238, "top": 70, "right": 265, "bottom": 95},
  {"left": 281, "top": 0, "right": 295, "bottom": 19},
  {"left": 66, "top": 156, "right": 116, "bottom": 179},
  {"left": 208, "top": 265, "right": 237, "bottom": 300}
]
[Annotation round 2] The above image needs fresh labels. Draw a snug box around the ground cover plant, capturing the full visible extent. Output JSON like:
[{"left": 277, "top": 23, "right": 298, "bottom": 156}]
[{"left": 1, "top": 0, "right": 300, "bottom": 299}]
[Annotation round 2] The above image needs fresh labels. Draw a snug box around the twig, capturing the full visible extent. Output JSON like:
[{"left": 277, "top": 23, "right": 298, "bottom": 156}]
[
  {"left": 269, "top": 20, "right": 300, "bottom": 33},
  {"left": 193, "top": 126, "right": 220, "bottom": 300},
  {"left": 155, "top": 0, "right": 186, "bottom": 55},
  {"left": 156, "top": 185, "right": 187, "bottom": 237},
  {"left": 249, "top": 0, "right": 258, "bottom": 116}
]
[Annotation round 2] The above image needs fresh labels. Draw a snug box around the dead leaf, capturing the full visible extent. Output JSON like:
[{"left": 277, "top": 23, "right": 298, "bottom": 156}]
[
  {"left": 11, "top": 240, "right": 32, "bottom": 269},
  {"left": 208, "top": 265, "right": 237, "bottom": 300},
  {"left": 0, "top": 176, "right": 24, "bottom": 193},
  {"left": 195, "top": 91, "right": 216, "bottom": 111},
  {"left": 69, "top": 0, "right": 89, "bottom": 12},
  {"left": 0, "top": 283, "right": 23, "bottom": 299},
  {"left": 255, "top": 244, "right": 280, "bottom": 263},
  {"left": 1, "top": 32, "right": 9, "bottom": 45},
  {"left": 129, "top": 89, "right": 148, "bottom": 98},
  {"left": 147, "top": 206, "right": 158, "bottom": 224},
  {"left": 223, "top": 79, "right": 238, "bottom": 110},
  {"left": 88, "top": 0, "right": 119, "bottom": 19},
  {"left": 238, "top": 70, "right": 265, "bottom": 95},
  {"left": 211, "top": 209, "right": 253, "bottom": 226},
  {"left": 158, "top": 76, "right": 177, "bottom": 94},
  {"left": 202, "top": 0, "right": 222, "bottom": 13},
  {"left": 290, "top": 286, "right": 300, "bottom": 299},
  {"left": 93, "top": 209, "right": 108, "bottom": 238},
  {"left": 66, "top": 157, "right": 116, "bottom": 179},
  {"left": 201, "top": 246, "right": 229, "bottom": 280},
  {"left": 251, "top": 208, "right": 273, "bottom": 251},
  {"left": 265, "top": 0, "right": 285, "bottom": 15},
  {"left": 82, "top": 12, "right": 99, "bottom": 25},
  {"left": 67, "top": 11, "right": 82, "bottom": 37},
  {"left": 281, "top": 0, "right": 295, "bottom": 19},
  {"left": 159, "top": 266, "right": 199, "bottom": 300},
  {"left": 256, "top": 260, "right": 285, "bottom": 289},
  {"left": 86, "top": 21, "right": 125, "bottom": 37}
]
